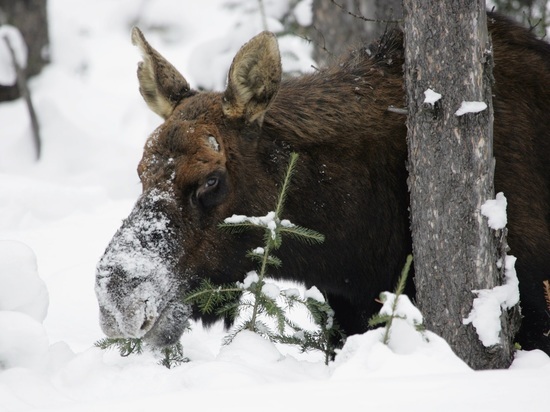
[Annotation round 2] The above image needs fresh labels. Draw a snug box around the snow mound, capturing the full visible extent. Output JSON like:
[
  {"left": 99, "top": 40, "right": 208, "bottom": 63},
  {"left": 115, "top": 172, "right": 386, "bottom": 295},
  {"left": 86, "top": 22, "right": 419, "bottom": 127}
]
[
  {"left": 0, "top": 240, "right": 48, "bottom": 321},
  {"left": 0, "top": 311, "right": 49, "bottom": 370},
  {"left": 332, "top": 294, "right": 471, "bottom": 379},
  {"left": 332, "top": 326, "right": 471, "bottom": 380},
  {"left": 217, "top": 331, "right": 283, "bottom": 365},
  {"left": 0, "top": 241, "right": 51, "bottom": 371}
]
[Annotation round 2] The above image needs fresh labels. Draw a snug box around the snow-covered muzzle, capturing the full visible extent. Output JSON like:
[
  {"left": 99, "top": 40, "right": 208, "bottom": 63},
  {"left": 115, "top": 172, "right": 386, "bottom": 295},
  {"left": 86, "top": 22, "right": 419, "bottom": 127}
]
[{"left": 95, "top": 188, "right": 191, "bottom": 347}]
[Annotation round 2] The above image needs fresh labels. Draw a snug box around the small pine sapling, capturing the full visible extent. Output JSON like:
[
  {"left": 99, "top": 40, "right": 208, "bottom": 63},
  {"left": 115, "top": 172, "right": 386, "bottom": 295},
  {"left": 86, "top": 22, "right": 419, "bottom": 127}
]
[
  {"left": 368, "top": 255, "right": 425, "bottom": 344},
  {"left": 95, "top": 337, "right": 144, "bottom": 357},
  {"left": 157, "top": 342, "right": 188, "bottom": 369},
  {"left": 185, "top": 153, "right": 343, "bottom": 363},
  {"left": 279, "top": 289, "right": 346, "bottom": 364}
]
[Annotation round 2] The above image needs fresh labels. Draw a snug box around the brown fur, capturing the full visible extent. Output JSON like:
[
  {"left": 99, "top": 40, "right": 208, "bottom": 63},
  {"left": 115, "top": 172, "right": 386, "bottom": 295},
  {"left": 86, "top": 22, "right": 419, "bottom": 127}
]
[{"left": 97, "top": 13, "right": 550, "bottom": 354}]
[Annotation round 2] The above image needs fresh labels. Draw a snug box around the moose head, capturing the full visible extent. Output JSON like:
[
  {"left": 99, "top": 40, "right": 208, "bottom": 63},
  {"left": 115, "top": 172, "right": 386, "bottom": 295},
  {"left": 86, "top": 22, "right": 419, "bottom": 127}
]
[{"left": 95, "top": 29, "right": 284, "bottom": 346}]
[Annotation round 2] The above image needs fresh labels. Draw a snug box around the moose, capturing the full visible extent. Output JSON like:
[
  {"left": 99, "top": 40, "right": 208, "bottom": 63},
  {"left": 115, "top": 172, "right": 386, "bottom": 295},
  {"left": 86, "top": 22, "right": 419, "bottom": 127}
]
[{"left": 96, "top": 13, "right": 550, "bottom": 356}]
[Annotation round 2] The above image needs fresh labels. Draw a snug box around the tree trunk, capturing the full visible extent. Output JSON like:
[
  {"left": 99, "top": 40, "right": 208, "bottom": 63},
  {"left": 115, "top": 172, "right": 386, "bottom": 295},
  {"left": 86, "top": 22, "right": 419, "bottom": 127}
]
[
  {"left": 403, "top": 1, "right": 518, "bottom": 369},
  {"left": 311, "top": 0, "right": 402, "bottom": 66},
  {"left": 0, "top": 0, "right": 49, "bottom": 101}
]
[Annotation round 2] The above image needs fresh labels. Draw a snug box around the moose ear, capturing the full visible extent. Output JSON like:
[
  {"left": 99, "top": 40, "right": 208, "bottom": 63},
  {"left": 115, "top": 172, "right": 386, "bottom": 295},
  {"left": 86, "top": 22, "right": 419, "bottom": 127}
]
[
  {"left": 222, "top": 31, "right": 282, "bottom": 126},
  {"left": 131, "top": 27, "right": 192, "bottom": 119}
]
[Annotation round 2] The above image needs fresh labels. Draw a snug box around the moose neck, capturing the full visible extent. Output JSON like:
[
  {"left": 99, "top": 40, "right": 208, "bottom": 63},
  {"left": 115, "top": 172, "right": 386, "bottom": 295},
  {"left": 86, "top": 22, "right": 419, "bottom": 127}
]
[{"left": 254, "top": 51, "right": 411, "bottom": 303}]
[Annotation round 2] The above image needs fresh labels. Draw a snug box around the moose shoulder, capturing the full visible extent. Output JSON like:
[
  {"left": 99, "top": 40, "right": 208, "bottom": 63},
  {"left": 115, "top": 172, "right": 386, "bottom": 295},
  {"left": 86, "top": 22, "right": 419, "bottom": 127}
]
[{"left": 96, "top": 13, "right": 550, "bottom": 355}]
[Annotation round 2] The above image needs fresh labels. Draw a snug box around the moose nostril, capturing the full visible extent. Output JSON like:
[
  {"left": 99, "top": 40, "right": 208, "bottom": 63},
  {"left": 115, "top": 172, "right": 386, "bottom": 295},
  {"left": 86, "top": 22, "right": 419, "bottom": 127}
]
[
  {"left": 141, "top": 318, "right": 152, "bottom": 331},
  {"left": 140, "top": 299, "right": 155, "bottom": 332}
]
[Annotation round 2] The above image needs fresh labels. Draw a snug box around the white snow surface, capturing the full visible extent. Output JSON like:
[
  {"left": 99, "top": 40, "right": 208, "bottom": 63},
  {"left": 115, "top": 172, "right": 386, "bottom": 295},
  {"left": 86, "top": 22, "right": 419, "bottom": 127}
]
[{"left": 1, "top": 1, "right": 549, "bottom": 411}]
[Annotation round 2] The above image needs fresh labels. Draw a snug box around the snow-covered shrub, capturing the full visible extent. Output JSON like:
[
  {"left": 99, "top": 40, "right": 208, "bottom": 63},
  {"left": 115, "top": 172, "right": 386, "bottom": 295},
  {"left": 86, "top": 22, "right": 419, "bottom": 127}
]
[{"left": 368, "top": 254, "right": 428, "bottom": 351}]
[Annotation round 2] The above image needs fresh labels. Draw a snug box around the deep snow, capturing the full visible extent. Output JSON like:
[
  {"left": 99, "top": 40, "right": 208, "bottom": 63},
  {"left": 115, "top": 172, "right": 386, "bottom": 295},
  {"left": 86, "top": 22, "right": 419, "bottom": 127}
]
[{"left": 1, "top": 1, "right": 550, "bottom": 411}]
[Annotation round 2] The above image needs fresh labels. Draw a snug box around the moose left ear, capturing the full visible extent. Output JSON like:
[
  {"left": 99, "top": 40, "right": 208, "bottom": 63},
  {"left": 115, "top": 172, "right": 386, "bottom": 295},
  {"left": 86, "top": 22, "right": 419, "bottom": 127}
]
[
  {"left": 222, "top": 31, "right": 282, "bottom": 126},
  {"left": 132, "top": 27, "right": 193, "bottom": 119}
]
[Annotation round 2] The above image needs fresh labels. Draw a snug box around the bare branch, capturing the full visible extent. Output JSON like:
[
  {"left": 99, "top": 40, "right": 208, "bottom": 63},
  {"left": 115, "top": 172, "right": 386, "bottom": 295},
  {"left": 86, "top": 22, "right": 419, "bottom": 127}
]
[
  {"left": 387, "top": 106, "right": 408, "bottom": 115},
  {"left": 3, "top": 34, "right": 41, "bottom": 160},
  {"left": 330, "top": 0, "right": 402, "bottom": 24}
]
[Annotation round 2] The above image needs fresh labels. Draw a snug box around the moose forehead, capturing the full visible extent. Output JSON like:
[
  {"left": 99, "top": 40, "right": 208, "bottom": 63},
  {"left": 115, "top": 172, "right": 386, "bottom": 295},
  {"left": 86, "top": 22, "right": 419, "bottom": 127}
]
[{"left": 138, "top": 107, "right": 226, "bottom": 189}]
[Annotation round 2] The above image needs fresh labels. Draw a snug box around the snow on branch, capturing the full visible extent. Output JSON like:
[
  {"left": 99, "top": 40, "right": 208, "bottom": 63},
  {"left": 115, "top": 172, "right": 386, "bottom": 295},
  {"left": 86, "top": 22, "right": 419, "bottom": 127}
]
[{"left": 0, "top": 25, "right": 27, "bottom": 86}]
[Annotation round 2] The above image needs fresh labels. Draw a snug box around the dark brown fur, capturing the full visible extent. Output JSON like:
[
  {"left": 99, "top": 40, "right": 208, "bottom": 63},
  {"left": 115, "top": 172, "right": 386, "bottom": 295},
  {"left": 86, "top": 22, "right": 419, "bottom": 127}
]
[{"left": 97, "top": 13, "right": 550, "bottom": 354}]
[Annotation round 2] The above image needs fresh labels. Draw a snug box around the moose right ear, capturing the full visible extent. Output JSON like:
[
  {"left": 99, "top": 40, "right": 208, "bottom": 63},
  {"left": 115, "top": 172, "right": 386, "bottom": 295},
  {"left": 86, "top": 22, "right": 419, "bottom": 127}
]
[
  {"left": 131, "top": 27, "right": 192, "bottom": 119},
  {"left": 222, "top": 31, "right": 282, "bottom": 126}
]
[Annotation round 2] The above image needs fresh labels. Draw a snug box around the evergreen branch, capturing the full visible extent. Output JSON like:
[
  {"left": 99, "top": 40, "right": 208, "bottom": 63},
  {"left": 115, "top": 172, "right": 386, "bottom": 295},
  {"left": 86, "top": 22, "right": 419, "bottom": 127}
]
[
  {"left": 246, "top": 249, "right": 282, "bottom": 267},
  {"left": 368, "top": 313, "right": 392, "bottom": 328},
  {"left": 183, "top": 279, "right": 242, "bottom": 315},
  {"left": 275, "top": 152, "right": 299, "bottom": 217},
  {"left": 261, "top": 229, "right": 280, "bottom": 250},
  {"left": 258, "top": 293, "right": 287, "bottom": 334},
  {"left": 367, "top": 254, "right": 414, "bottom": 344},
  {"left": 218, "top": 221, "right": 260, "bottom": 233},
  {"left": 395, "top": 254, "right": 413, "bottom": 295},
  {"left": 279, "top": 225, "right": 325, "bottom": 245},
  {"left": 94, "top": 337, "right": 144, "bottom": 357},
  {"left": 214, "top": 299, "right": 242, "bottom": 320},
  {"left": 156, "top": 343, "right": 189, "bottom": 368}
]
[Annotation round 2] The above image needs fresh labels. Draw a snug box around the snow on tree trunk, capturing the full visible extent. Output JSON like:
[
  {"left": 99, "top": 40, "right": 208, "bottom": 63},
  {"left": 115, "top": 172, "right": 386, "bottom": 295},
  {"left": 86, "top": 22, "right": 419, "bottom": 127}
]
[{"left": 403, "top": 1, "right": 518, "bottom": 369}]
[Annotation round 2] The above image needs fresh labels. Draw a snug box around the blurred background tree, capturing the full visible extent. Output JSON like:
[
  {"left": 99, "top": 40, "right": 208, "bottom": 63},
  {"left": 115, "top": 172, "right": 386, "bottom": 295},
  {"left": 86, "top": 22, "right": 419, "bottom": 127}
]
[
  {"left": 311, "top": 0, "right": 402, "bottom": 66},
  {"left": 310, "top": 0, "right": 548, "bottom": 68},
  {"left": 491, "top": 0, "right": 549, "bottom": 38},
  {"left": 0, "top": 0, "right": 49, "bottom": 102}
]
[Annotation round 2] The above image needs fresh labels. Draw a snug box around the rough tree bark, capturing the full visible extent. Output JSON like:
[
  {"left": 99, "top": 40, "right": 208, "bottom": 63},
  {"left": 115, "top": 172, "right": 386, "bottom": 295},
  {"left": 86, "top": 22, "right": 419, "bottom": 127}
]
[
  {"left": 0, "top": 0, "right": 49, "bottom": 101},
  {"left": 311, "top": 0, "right": 402, "bottom": 66},
  {"left": 403, "top": 1, "right": 518, "bottom": 369}
]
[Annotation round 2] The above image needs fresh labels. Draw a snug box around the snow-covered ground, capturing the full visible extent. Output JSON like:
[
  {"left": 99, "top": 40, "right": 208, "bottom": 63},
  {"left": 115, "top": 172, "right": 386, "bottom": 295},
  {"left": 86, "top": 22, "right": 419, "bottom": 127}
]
[{"left": 1, "top": 1, "right": 549, "bottom": 411}]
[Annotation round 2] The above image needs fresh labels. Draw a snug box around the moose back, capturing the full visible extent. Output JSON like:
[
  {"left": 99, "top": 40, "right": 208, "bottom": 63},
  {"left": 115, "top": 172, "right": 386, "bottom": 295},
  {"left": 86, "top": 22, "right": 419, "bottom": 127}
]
[{"left": 96, "top": 13, "right": 550, "bottom": 355}]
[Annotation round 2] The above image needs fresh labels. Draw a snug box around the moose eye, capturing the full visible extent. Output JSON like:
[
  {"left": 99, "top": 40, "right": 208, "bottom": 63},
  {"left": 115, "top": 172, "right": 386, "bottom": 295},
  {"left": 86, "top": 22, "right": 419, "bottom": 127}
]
[
  {"left": 205, "top": 177, "right": 218, "bottom": 188},
  {"left": 194, "top": 173, "right": 227, "bottom": 210}
]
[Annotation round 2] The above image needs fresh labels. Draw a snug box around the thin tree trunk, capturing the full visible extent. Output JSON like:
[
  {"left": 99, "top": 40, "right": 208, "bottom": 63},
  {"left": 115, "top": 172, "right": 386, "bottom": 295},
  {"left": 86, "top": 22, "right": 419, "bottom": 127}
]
[
  {"left": 0, "top": 0, "right": 49, "bottom": 101},
  {"left": 3, "top": 35, "right": 41, "bottom": 159},
  {"left": 403, "top": 1, "right": 517, "bottom": 369}
]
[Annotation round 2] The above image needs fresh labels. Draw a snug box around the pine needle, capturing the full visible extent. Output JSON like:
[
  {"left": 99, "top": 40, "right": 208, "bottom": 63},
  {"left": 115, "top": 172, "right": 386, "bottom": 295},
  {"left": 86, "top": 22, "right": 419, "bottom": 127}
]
[
  {"left": 280, "top": 225, "right": 325, "bottom": 245},
  {"left": 395, "top": 254, "right": 413, "bottom": 295},
  {"left": 275, "top": 152, "right": 299, "bottom": 216},
  {"left": 94, "top": 337, "right": 144, "bottom": 357}
]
